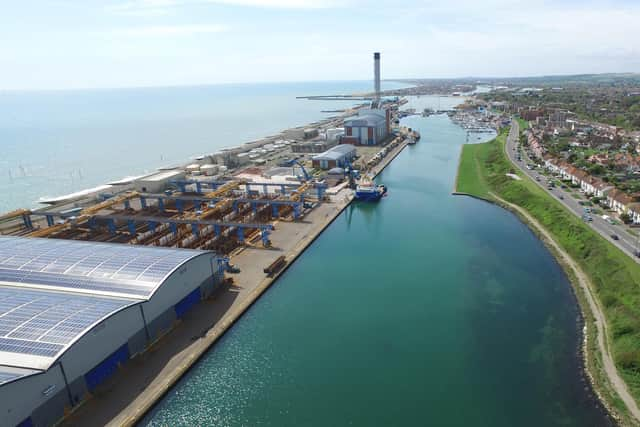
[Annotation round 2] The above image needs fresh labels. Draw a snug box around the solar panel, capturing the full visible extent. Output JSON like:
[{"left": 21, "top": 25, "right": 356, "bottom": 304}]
[
  {"left": 0, "top": 287, "right": 134, "bottom": 361},
  {"left": 0, "top": 236, "right": 206, "bottom": 298}
]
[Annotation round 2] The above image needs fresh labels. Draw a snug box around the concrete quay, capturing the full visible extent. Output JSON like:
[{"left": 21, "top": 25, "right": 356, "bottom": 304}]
[{"left": 60, "top": 135, "right": 410, "bottom": 427}]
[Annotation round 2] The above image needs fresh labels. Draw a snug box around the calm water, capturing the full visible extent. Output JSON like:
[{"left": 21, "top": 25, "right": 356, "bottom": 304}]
[
  {"left": 0, "top": 81, "right": 408, "bottom": 212},
  {"left": 142, "top": 97, "right": 611, "bottom": 426}
]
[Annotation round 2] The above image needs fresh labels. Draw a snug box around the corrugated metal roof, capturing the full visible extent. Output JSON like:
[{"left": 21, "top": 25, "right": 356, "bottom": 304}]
[
  {"left": 344, "top": 114, "right": 386, "bottom": 127},
  {"left": 0, "top": 365, "right": 40, "bottom": 385},
  {"left": 0, "top": 236, "right": 208, "bottom": 300},
  {"left": 0, "top": 236, "right": 217, "bottom": 373},
  {"left": 312, "top": 145, "right": 356, "bottom": 162},
  {"left": 0, "top": 285, "right": 136, "bottom": 370}
]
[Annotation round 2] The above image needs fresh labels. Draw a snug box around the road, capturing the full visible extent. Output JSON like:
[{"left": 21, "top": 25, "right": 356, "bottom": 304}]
[{"left": 505, "top": 121, "right": 640, "bottom": 262}]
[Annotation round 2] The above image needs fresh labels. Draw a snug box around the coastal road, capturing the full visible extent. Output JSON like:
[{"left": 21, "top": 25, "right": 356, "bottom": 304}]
[
  {"left": 505, "top": 121, "right": 640, "bottom": 262},
  {"left": 504, "top": 120, "right": 640, "bottom": 423}
]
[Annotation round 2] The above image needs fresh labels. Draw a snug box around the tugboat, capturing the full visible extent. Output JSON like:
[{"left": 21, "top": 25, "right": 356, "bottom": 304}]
[
  {"left": 407, "top": 136, "right": 417, "bottom": 145},
  {"left": 355, "top": 180, "right": 387, "bottom": 202}
]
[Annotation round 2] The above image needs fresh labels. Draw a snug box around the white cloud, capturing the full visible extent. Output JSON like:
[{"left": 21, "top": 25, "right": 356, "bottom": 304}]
[
  {"left": 204, "top": 0, "right": 342, "bottom": 7},
  {"left": 110, "top": 24, "right": 228, "bottom": 36},
  {"left": 108, "top": 0, "right": 342, "bottom": 15}
]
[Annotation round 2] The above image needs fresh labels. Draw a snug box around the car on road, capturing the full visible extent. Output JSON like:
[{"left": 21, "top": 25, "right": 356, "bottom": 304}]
[
  {"left": 535, "top": 176, "right": 540, "bottom": 181},
  {"left": 559, "top": 195, "right": 564, "bottom": 200},
  {"left": 611, "top": 234, "right": 620, "bottom": 240}
]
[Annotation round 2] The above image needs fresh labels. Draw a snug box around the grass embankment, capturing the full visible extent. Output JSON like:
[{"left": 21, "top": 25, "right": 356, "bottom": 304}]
[{"left": 456, "top": 127, "right": 640, "bottom": 423}]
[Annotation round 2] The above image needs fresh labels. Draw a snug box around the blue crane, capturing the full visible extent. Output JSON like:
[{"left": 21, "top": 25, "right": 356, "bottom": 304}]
[
  {"left": 343, "top": 159, "right": 360, "bottom": 188},
  {"left": 285, "top": 159, "right": 311, "bottom": 182}
]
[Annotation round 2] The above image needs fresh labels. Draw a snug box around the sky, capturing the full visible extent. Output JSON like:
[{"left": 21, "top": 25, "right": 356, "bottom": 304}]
[{"left": 0, "top": 0, "right": 639, "bottom": 90}]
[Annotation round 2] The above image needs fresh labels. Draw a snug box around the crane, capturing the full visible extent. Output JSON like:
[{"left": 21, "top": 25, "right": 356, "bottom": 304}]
[
  {"left": 343, "top": 159, "right": 360, "bottom": 189},
  {"left": 285, "top": 159, "right": 311, "bottom": 182}
]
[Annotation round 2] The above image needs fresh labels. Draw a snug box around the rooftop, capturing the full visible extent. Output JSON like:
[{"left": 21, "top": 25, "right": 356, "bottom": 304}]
[
  {"left": 0, "top": 236, "right": 205, "bottom": 299},
  {"left": 0, "top": 236, "right": 213, "bottom": 371}
]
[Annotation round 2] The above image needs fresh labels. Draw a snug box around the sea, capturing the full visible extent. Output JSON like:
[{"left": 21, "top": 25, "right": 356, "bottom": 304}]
[{"left": 0, "top": 80, "right": 408, "bottom": 212}]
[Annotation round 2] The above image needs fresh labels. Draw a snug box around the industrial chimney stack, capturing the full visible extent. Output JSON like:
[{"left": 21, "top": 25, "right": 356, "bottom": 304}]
[{"left": 373, "top": 52, "right": 381, "bottom": 105}]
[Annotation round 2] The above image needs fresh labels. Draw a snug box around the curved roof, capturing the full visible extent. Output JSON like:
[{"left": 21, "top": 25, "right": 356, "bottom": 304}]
[
  {"left": 0, "top": 236, "right": 205, "bottom": 299},
  {"left": 0, "top": 365, "right": 40, "bottom": 386},
  {"left": 0, "top": 285, "right": 136, "bottom": 370},
  {"left": 0, "top": 236, "right": 216, "bottom": 372}
]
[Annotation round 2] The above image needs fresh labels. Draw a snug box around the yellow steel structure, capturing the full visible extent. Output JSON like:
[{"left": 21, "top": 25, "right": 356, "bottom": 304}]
[
  {"left": 288, "top": 182, "right": 311, "bottom": 202},
  {"left": 79, "top": 191, "right": 139, "bottom": 216},
  {"left": 28, "top": 192, "right": 139, "bottom": 238},
  {"left": 0, "top": 209, "right": 31, "bottom": 223},
  {"left": 204, "top": 181, "right": 241, "bottom": 199},
  {"left": 28, "top": 223, "right": 70, "bottom": 238}
]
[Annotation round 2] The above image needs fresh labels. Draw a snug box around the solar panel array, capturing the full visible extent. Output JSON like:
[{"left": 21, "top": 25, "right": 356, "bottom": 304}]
[
  {"left": 0, "top": 287, "right": 133, "bottom": 360},
  {"left": 0, "top": 236, "right": 203, "bottom": 298}
]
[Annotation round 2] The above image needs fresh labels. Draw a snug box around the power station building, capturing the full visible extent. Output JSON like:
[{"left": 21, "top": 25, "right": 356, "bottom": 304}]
[
  {"left": 341, "top": 52, "right": 391, "bottom": 146},
  {"left": 0, "top": 236, "right": 224, "bottom": 427},
  {"left": 342, "top": 109, "right": 390, "bottom": 146}
]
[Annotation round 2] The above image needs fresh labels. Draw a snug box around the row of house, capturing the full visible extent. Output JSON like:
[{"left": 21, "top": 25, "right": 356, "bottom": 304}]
[
  {"left": 526, "top": 130, "right": 545, "bottom": 159},
  {"left": 544, "top": 157, "right": 640, "bottom": 223}
]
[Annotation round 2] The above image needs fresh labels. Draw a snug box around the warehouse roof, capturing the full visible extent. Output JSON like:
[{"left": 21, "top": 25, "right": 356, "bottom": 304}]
[
  {"left": 312, "top": 144, "right": 356, "bottom": 162},
  {"left": 0, "top": 236, "right": 205, "bottom": 299},
  {"left": 0, "top": 365, "right": 40, "bottom": 386},
  {"left": 0, "top": 236, "right": 216, "bottom": 371},
  {"left": 0, "top": 286, "right": 136, "bottom": 370},
  {"left": 344, "top": 114, "right": 386, "bottom": 127}
]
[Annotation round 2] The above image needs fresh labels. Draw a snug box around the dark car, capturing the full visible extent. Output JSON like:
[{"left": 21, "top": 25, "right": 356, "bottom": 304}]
[
  {"left": 559, "top": 195, "right": 564, "bottom": 200},
  {"left": 611, "top": 234, "right": 619, "bottom": 240}
]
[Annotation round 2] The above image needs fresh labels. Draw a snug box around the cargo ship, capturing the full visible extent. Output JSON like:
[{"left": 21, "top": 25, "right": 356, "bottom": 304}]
[{"left": 355, "top": 181, "right": 387, "bottom": 201}]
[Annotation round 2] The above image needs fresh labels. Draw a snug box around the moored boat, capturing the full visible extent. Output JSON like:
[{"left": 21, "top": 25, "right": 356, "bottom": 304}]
[{"left": 355, "top": 181, "right": 387, "bottom": 201}]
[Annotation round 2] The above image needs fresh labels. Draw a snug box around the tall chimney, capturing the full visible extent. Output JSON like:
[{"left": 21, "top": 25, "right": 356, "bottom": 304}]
[{"left": 374, "top": 52, "right": 381, "bottom": 105}]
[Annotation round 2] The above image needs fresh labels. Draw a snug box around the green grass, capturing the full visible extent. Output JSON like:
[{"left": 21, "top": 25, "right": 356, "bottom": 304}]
[
  {"left": 516, "top": 117, "right": 529, "bottom": 131},
  {"left": 457, "top": 127, "right": 640, "bottom": 418}
]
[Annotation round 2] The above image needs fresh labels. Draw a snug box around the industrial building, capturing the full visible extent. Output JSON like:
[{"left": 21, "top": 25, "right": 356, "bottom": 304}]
[
  {"left": 342, "top": 109, "right": 390, "bottom": 145},
  {"left": 341, "top": 53, "right": 391, "bottom": 146},
  {"left": 0, "top": 235, "right": 224, "bottom": 427},
  {"left": 311, "top": 144, "right": 356, "bottom": 170}
]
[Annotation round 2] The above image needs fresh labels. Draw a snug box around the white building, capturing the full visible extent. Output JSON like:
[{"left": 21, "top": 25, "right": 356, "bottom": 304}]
[{"left": 0, "top": 236, "right": 224, "bottom": 427}]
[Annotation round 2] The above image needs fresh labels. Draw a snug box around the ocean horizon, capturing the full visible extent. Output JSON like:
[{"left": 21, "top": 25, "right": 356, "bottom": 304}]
[{"left": 0, "top": 80, "right": 410, "bottom": 212}]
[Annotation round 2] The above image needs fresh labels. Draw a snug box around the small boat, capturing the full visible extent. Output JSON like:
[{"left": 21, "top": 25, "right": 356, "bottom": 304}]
[
  {"left": 407, "top": 136, "right": 416, "bottom": 145},
  {"left": 412, "top": 130, "right": 421, "bottom": 140},
  {"left": 355, "top": 181, "right": 387, "bottom": 202}
]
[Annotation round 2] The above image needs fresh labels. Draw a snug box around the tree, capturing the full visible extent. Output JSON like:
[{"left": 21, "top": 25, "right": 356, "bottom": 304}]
[{"left": 620, "top": 212, "right": 632, "bottom": 224}]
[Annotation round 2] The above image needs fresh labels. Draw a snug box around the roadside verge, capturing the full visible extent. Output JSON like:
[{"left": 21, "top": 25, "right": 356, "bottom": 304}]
[{"left": 455, "top": 126, "right": 640, "bottom": 426}]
